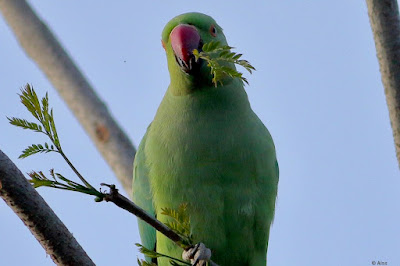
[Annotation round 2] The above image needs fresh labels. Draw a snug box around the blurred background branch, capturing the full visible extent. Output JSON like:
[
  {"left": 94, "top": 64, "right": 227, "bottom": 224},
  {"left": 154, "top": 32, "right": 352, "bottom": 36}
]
[{"left": 366, "top": 0, "right": 400, "bottom": 168}]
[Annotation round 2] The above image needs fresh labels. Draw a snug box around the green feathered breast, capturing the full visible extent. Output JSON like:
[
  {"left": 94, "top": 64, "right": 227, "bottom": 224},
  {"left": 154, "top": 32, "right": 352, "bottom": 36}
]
[{"left": 133, "top": 12, "right": 278, "bottom": 266}]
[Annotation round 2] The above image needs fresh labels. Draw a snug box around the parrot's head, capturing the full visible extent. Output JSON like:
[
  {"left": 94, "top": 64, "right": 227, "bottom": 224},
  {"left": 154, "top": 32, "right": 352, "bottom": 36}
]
[{"left": 162, "top": 12, "right": 231, "bottom": 94}]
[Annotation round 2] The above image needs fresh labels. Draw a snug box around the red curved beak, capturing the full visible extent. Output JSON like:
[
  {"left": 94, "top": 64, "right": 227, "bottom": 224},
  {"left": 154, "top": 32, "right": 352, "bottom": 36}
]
[{"left": 170, "top": 24, "right": 201, "bottom": 72}]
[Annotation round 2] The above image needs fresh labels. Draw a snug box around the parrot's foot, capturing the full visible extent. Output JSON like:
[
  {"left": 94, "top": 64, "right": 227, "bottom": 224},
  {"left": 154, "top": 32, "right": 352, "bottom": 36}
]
[{"left": 182, "top": 243, "right": 212, "bottom": 266}]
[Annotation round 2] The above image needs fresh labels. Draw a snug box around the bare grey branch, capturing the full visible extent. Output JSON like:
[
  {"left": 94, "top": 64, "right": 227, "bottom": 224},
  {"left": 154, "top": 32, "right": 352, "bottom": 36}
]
[
  {"left": 367, "top": 0, "right": 400, "bottom": 168},
  {"left": 0, "top": 149, "right": 95, "bottom": 266}
]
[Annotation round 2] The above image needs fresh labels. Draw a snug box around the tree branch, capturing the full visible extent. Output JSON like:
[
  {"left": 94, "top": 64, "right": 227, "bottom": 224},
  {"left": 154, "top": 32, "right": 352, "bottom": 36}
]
[
  {"left": 0, "top": 149, "right": 95, "bottom": 266},
  {"left": 0, "top": 0, "right": 135, "bottom": 194},
  {"left": 102, "top": 184, "right": 182, "bottom": 243},
  {"left": 366, "top": 0, "right": 400, "bottom": 168},
  {"left": 101, "top": 184, "right": 219, "bottom": 265}
]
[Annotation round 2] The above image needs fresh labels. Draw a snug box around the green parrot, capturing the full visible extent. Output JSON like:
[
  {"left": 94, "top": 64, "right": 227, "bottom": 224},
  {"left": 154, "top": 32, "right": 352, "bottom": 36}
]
[{"left": 132, "top": 12, "right": 279, "bottom": 266}]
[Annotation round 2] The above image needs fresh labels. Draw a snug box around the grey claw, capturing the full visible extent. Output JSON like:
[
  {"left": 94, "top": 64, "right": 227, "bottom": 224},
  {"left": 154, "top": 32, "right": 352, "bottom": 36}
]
[{"left": 182, "top": 242, "right": 211, "bottom": 266}]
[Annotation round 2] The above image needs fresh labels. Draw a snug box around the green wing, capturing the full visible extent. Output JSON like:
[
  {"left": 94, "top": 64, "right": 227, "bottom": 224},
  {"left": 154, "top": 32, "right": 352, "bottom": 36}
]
[{"left": 132, "top": 129, "right": 156, "bottom": 261}]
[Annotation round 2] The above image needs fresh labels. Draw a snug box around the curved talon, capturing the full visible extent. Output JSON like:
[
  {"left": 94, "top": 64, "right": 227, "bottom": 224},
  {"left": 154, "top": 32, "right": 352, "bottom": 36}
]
[{"left": 182, "top": 243, "right": 211, "bottom": 266}]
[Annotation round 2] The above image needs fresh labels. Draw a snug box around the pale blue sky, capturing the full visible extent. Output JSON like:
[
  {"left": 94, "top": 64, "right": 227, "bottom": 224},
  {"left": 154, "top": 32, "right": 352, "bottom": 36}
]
[{"left": 1, "top": 1, "right": 399, "bottom": 266}]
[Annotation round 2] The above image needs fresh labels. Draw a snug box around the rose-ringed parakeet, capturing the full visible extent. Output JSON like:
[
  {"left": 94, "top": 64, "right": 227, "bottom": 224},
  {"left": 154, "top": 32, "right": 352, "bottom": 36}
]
[{"left": 132, "top": 12, "right": 279, "bottom": 266}]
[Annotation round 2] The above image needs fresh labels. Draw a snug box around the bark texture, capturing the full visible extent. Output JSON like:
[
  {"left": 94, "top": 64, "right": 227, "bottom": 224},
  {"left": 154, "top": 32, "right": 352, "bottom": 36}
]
[
  {"left": 0, "top": 149, "right": 95, "bottom": 266},
  {"left": 367, "top": 0, "right": 400, "bottom": 167},
  {"left": 0, "top": 0, "right": 136, "bottom": 194}
]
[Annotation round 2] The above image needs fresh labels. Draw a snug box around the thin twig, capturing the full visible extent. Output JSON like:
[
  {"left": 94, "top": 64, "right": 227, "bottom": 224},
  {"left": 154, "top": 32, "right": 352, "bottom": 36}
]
[
  {"left": 101, "top": 183, "right": 182, "bottom": 243},
  {"left": 59, "top": 149, "right": 94, "bottom": 190}
]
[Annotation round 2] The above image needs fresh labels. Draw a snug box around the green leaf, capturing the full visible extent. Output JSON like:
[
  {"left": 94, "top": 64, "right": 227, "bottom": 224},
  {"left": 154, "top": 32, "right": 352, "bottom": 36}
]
[
  {"left": 192, "top": 49, "right": 200, "bottom": 59},
  {"left": 136, "top": 243, "right": 191, "bottom": 266},
  {"left": 26, "top": 169, "right": 103, "bottom": 199},
  {"left": 19, "top": 143, "right": 58, "bottom": 159},
  {"left": 161, "top": 203, "right": 192, "bottom": 247},
  {"left": 194, "top": 41, "right": 255, "bottom": 86},
  {"left": 136, "top": 244, "right": 162, "bottom": 259},
  {"left": 41, "top": 94, "right": 52, "bottom": 135},
  {"left": 233, "top": 53, "right": 242, "bottom": 60},
  {"left": 55, "top": 173, "right": 88, "bottom": 191},
  {"left": 170, "top": 261, "right": 188, "bottom": 266},
  {"left": 19, "top": 84, "right": 41, "bottom": 120},
  {"left": 49, "top": 109, "right": 60, "bottom": 147},
  {"left": 28, "top": 171, "right": 54, "bottom": 188},
  {"left": 12, "top": 84, "right": 61, "bottom": 149},
  {"left": 137, "top": 259, "right": 157, "bottom": 266},
  {"left": 219, "top": 50, "right": 229, "bottom": 58},
  {"left": 202, "top": 42, "right": 210, "bottom": 52},
  {"left": 209, "top": 41, "right": 221, "bottom": 51},
  {"left": 7, "top": 117, "right": 43, "bottom": 133}
]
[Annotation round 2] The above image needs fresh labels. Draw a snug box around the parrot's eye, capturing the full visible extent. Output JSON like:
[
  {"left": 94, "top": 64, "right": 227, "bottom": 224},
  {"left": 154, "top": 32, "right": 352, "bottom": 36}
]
[{"left": 209, "top": 25, "right": 217, "bottom": 37}]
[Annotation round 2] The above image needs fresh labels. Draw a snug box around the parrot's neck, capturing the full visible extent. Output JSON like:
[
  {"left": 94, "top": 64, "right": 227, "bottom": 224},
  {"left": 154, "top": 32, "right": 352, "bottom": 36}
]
[
  {"left": 164, "top": 78, "right": 251, "bottom": 116},
  {"left": 168, "top": 73, "right": 199, "bottom": 96},
  {"left": 168, "top": 72, "right": 237, "bottom": 96}
]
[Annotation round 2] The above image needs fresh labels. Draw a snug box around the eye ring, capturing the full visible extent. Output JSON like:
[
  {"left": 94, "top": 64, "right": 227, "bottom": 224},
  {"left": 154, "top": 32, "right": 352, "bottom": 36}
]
[{"left": 209, "top": 25, "right": 217, "bottom": 37}]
